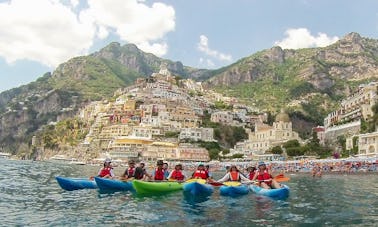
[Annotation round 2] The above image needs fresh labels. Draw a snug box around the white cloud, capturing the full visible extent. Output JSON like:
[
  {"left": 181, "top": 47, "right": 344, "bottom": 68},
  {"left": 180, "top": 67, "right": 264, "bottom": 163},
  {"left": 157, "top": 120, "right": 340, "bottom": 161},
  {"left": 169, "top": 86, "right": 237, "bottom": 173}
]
[
  {"left": 0, "top": 0, "right": 175, "bottom": 68},
  {"left": 274, "top": 28, "right": 339, "bottom": 49},
  {"left": 0, "top": 0, "right": 95, "bottom": 67},
  {"left": 80, "top": 0, "right": 175, "bottom": 57},
  {"left": 197, "top": 35, "right": 232, "bottom": 62}
]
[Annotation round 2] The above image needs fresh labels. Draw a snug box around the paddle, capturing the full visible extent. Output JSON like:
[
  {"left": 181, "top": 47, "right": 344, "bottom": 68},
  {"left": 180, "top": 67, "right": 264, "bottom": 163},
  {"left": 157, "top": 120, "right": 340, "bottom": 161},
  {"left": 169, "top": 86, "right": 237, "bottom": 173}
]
[
  {"left": 273, "top": 174, "right": 290, "bottom": 182},
  {"left": 209, "top": 181, "right": 242, "bottom": 186}
]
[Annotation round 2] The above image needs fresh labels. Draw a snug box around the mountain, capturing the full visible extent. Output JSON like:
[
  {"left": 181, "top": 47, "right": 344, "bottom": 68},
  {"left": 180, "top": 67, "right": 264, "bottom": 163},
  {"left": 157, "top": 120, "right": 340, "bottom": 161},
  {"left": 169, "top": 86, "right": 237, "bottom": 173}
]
[
  {"left": 0, "top": 43, "right": 210, "bottom": 156},
  {"left": 1, "top": 32, "right": 378, "bottom": 156},
  {"left": 204, "top": 32, "right": 378, "bottom": 135}
]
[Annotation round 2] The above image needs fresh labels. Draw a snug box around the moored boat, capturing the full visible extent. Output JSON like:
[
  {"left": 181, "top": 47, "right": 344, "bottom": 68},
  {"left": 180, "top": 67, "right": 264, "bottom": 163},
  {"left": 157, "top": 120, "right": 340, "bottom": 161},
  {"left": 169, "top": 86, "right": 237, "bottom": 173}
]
[
  {"left": 183, "top": 180, "right": 214, "bottom": 196},
  {"left": 132, "top": 180, "right": 183, "bottom": 194},
  {"left": 94, "top": 177, "right": 134, "bottom": 192},
  {"left": 219, "top": 182, "right": 249, "bottom": 197},
  {"left": 249, "top": 184, "right": 290, "bottom": 199},
  {"left": 56, "top": 176, "right": 97, "bottom": 191}
]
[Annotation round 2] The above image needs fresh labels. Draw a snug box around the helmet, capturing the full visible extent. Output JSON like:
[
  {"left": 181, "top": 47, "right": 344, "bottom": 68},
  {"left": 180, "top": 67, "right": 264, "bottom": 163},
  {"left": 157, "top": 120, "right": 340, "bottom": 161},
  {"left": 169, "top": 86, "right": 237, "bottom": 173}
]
[{"left": 104, "top": 158, "right": 111, "bottom": 163}]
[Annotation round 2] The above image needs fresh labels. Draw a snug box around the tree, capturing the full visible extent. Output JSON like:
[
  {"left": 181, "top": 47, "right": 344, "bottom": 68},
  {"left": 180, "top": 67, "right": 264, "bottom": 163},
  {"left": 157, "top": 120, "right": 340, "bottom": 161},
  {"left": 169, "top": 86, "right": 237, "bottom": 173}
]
[
  {"left": 271, "top": 146, "right": 283, "bottom": 154},
  {"left": 283, "top": 139, "right": 300, "bottom": 149}
]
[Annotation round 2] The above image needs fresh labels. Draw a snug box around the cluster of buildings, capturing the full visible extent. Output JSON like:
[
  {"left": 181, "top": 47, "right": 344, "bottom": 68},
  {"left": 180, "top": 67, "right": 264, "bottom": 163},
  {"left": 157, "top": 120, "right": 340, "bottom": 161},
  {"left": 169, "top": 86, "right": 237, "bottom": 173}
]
[
  {"left": 322, "top": 82, "right": 378, "bottom": 158},
  {"left": 52, "top": 63, "right": 378, "bottom": 162}
]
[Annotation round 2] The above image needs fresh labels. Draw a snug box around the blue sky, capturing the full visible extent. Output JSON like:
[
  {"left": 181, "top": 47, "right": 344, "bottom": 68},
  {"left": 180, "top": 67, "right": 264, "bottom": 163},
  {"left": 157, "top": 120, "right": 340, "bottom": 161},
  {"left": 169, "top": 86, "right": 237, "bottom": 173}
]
[{"left": 1, "top": 0, "right": 378, "bottom": 92}]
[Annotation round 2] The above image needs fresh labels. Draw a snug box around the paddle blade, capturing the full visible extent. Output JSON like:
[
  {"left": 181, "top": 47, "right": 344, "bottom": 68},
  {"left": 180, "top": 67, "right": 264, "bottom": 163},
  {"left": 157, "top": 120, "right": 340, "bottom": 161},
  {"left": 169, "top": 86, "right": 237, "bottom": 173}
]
[
  {"left": 223, "top": 181, "right": 241, "bottom": 186},
  {"left": 274, "top": 177, "right": 290, "bottom": 182},
  {"left": 209, "top": 182, "right": 224, "bottom": 187}
]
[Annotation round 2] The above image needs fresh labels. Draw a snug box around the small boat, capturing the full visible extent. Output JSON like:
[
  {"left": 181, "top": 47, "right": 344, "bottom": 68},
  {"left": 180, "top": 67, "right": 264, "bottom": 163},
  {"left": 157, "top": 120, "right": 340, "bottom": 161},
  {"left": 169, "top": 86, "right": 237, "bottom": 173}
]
[
  {"left": 249, "top": 184, "right": 290, "bottom": 199},
  {"left": 94, "top": 177, "right": 134, "bottom": 192},
  {"left": 56, "top": 176, "right": 97, "bottom": 191},
  {"left": 132, "top": 180, "right": 183, "bottom": 194},
  {"left": 183, "top": 180, "right": 214, "bottom": 196},
  {"left": 219, "top": 182, "right": 249, "bottom": 197}
]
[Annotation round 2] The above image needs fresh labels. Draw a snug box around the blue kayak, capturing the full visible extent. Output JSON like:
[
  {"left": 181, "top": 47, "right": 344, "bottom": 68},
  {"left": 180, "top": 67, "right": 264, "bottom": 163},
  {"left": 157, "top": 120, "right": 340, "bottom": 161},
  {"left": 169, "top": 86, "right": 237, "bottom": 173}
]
[
  {"left": 56, "top": 176, "right": 97, "bottom": 191},
  {"left": 249, "top": 184, "right": 290, "bottom": 199},
  {"left": 94, "top": 177, "right": 134, "bottom": 192},
  {"left": 183, "top": 181, "right": 214, "bottom": 196},
  {"left": 219, "top": 184, "right": 249, "bottom": 197}
]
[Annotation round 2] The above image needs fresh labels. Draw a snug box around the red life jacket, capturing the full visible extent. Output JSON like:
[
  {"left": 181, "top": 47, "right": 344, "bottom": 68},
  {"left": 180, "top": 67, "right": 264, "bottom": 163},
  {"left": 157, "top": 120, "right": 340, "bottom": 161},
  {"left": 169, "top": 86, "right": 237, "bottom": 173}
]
[
  {"left": 154, "top": 168, "right": 165, "bottom": 181},
  {"left": 230, "top": 172, "right": 240, "bottom": 181},
  {"left": 99, "top": 167, "right": 112, "bottom": 177},
  {"left": 127, "top": 167, "right": 135, "bottom": 177},
  {"left": 170, "top": 170, "right": 184, "bottom": 181},
  {"left": 257, "top": 170, "right": 272, "bottom": 185},
  {"left": 192, "top": 170, "right": 208, "bottom": 179},
  {"left": 249, "top": 171, "right": 256, "bottom": 180}
]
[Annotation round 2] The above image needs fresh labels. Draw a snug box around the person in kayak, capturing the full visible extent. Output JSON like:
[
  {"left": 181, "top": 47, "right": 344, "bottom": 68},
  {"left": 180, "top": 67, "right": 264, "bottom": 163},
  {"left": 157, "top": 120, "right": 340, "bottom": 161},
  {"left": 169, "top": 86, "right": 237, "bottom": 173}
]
[
  {"left": 152, "top": 160, "right": 166, "bottom": 181},
  {"left": 191, "top": 163, "right": 211, "bottom": 181},
  {"left": 205, "top": 164, "right": 213, "bottom": 180},
  {"left": 167, "top": 164, "right": 186, "bottom": 181},
  {"left": 251, "top": 162, "right": 281, "bottom": 189},
  {"left": 96, "top": 158, "right": 115, "bottom": 178},
  {"left": 163, "top": 162, "right": 170, "bottom": 179},
  {"left": 217, "top": 165, "right": 250, "bottom": 183},
  {"left": 246, "top": 166, "right": 257, "bottom": 180},
  {"left": 121, "top": 160, "right": 136, "bottom": 180}
]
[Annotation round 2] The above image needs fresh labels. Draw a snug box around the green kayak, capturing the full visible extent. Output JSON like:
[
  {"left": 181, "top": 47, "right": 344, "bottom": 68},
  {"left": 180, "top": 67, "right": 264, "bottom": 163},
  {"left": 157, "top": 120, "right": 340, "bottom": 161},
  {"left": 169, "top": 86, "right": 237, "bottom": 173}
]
[{"left": 132, "top": 180, "right": 183, "bottom": 194}]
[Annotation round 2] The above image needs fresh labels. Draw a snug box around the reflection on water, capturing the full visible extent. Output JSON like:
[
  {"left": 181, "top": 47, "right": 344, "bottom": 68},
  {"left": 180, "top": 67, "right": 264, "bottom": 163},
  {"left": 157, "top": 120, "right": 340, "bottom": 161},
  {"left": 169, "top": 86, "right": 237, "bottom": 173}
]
[{"left": 1, "top": 159, "right": 378, "bottom": 226}]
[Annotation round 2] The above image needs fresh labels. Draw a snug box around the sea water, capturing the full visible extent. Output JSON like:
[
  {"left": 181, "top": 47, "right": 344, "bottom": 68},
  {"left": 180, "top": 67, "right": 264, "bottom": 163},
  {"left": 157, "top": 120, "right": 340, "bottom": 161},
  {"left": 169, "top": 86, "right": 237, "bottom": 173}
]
[{"left": 1, "top": 159, "right": 377, "bottom": 226}]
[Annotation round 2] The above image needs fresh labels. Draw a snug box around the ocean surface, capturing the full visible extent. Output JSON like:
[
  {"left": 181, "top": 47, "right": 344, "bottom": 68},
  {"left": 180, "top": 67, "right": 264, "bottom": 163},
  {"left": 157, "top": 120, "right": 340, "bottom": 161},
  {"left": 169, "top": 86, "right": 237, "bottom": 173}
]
[{"left": 1, "top": 159, "right": 378, "bottom": 226}]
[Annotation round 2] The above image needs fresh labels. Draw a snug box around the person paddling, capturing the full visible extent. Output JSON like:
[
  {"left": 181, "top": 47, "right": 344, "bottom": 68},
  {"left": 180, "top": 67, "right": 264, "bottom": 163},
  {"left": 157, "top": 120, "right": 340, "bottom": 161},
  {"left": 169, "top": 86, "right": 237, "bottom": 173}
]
[
  {"left": 246, "top": 166, "right": 257, "bottom": 180},
  {"left": 121, "top": 160, "right": 136, "bottom": 180},
  {"left": 191, "top": 163, "right": 211, "bottom": 181},
  {"left": 152, "top": 160, "right": 166, "bottom": 181},
  {"left": 167, "top": 164, "right": 186, "bottom": 181},
  {"left": 217, "top": 165, "right": 250, "bottom": 183},
  {"left": 251, "top": 162, "right": 281, "bottom": 189},
  {"left": 96, "top": 158, "right": 115, "bottom": 178}
]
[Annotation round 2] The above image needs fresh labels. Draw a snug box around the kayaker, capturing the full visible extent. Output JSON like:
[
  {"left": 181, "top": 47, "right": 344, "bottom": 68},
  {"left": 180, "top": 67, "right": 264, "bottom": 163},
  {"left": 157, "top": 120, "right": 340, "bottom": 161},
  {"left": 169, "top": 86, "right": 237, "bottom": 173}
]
[
  {"left": 246, "top": 166, "right": 257, "bottom": 180},
  {"left": 121, "top": 160, "right": 136, "bottom": 180},
  {"left": 217, "top": 165, "right": 250, "bottom": 183},
  {"left": 167, "top": 164, "right": 186, "bottom": 181},
  {"left": 205, "top": 164, "right": 213, "bottom": 179},
  {"left": 136, "top": 162, "right": 152, "bottom": 180},
  {"left": 163, "top": 162, "right": 170, "bottom": 179},
  {"left": 97, "top": 158, "right": 115, "bottom": 178},
  {"left": 251, "top": 162, "right": 281, "bottom": 189},
  {"left": 192, "top": 163, "right": 210, "bottom": 180},
  {"left": 152, "top": 160, "right": 166, "bottom": 181}
]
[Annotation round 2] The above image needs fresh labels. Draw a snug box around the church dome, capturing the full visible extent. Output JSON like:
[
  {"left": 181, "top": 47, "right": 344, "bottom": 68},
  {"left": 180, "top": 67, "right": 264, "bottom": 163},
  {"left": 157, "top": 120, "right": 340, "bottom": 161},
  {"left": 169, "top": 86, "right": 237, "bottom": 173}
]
[{"left": 275, "top": 110, "right": 290, "bottom": 122}]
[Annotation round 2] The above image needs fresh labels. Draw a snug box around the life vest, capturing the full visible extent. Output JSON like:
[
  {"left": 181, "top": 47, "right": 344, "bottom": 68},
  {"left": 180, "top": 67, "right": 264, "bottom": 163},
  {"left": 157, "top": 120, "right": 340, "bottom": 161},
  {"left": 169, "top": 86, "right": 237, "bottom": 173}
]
[
  {"left": 99, "top": 167, "right": 112, "bottom": 177},
  {"left": 257, "top": 170, "right": 272, "bottom": 185},
  {"left": 154, "top": 168, "right": 165, "bottom": 181},
  {"left": 170, "top": 170, "right": 184, "bottom": 181},
  {"left": 127, "top": 167, "right": 135, "bottom": 178},
  {"left": 192, "top": 170, "right": 208, "bottom": 179},
  {"left": 230, "top": 172, "right": 240, "bottom": 181},
  {"left": 249, "top": 171, "right": 256, "bottom": 180}
]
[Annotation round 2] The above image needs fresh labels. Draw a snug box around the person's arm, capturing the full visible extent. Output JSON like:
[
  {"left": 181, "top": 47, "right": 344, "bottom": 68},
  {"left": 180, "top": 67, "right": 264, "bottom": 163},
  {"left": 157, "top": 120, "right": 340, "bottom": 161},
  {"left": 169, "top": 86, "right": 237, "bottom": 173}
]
[
  {"left": 110, "top": 168, "right": 115, "bottom": 178},
  {"left": 167, "top": 170, "right": 174, "bottom": 180},
  {"left": 240, "top": 173, "right": 250, "bottom": 182},
  {"left": 217, "top": 173, "right": 230, "bottom": 183},
  {"left": 97, "top": 168, "right": 102, "bottom": 176}
]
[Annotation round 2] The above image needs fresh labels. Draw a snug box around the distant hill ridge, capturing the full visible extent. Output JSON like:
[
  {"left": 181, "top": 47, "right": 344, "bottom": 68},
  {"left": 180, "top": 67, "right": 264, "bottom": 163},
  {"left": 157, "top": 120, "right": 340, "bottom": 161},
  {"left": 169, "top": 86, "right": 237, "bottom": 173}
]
[{"left": 1, "top": 32, "right": 378, "bottom": 155}]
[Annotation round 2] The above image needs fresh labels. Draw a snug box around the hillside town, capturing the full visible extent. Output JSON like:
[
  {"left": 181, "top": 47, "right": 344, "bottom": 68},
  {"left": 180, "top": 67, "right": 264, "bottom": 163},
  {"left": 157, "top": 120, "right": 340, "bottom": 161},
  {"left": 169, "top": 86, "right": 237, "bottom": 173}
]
[{"left": 31, "top": 64, "right": 378, "bottom": 164}]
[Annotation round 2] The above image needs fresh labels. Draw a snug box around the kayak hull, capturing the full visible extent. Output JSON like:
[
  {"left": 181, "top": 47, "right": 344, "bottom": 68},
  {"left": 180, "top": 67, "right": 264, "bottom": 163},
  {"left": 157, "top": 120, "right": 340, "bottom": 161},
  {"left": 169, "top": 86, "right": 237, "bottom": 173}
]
[
  {"left": 94, "top": 177, "right": 134, "bottom": 192},
  {"left": 183, "top": 182, "right": 214, "bottom": 196},
  {"left": 132, "top": 180, "right": 183, "bottom": 194},
  {"left": 56, "top": 176, "right": 97, "bottom": 191},
  {"left": 249, "top": 184, "right": 290, "bottom": 199},
  {"left": 219, "top": 184, "right": 249, "bottom": 197}
]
